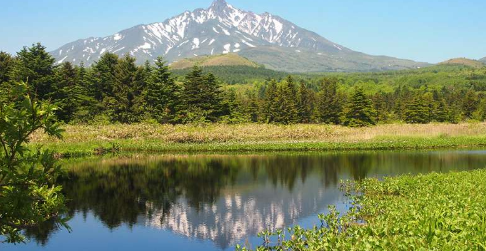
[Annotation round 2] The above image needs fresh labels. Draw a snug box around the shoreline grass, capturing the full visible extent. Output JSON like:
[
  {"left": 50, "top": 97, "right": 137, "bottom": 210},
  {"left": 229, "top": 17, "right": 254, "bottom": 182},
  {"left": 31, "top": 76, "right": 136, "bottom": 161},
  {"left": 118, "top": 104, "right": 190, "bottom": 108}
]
[{"left": 29, "top": 123, "right": 486, "bottom": 157}]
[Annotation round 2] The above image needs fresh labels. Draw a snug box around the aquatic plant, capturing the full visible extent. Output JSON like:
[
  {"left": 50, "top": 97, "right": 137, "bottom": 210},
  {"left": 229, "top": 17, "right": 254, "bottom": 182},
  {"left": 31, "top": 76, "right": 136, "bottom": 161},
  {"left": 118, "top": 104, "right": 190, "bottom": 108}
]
[{"left": 238, "top": 169, "right": 486, "bottom": 250}]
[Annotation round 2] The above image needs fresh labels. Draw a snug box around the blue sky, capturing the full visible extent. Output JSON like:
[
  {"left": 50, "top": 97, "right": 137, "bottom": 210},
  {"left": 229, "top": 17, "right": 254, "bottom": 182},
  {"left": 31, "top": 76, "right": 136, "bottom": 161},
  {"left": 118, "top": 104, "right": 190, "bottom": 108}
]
[{"left": 1, "top": 0, "right": 485, "bottom": 63}]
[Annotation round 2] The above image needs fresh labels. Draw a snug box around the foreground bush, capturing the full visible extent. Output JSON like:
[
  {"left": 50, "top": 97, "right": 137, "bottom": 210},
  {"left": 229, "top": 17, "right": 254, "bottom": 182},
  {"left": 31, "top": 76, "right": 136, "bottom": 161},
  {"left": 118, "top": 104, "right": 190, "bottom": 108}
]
[
  {"left": 0, "top": 83, "right": 68, "bottom": 243},
  {"left": 239, "top": 169, "right": 486, "bottom": 250}
]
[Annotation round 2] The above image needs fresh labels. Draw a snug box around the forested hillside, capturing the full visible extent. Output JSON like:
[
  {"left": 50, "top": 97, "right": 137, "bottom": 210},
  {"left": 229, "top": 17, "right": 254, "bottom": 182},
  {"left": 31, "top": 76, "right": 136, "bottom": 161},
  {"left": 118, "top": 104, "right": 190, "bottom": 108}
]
[
  {"left": 2, "top": 43, "right": 486, "bottom": 127},
  {"left": 172, "top": 65, "right": 290, "bottom": 84}
]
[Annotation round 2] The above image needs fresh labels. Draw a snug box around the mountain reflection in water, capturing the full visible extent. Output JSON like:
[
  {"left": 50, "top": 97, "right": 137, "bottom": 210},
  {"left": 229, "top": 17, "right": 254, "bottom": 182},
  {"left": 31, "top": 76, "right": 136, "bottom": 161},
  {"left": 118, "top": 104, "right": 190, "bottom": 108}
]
[{"left": 13, "top": 151, "right": 486, "bottom": 250}]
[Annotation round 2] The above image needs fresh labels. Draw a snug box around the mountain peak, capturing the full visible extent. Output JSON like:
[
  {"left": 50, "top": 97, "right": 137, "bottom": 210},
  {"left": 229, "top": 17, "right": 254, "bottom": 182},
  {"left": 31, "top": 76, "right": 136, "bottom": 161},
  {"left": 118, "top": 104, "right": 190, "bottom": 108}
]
[
  {"left": 209, "top": 0, "right": 229, "bottom": 10},
  {"left": 50, "top": 0, "right": 429, "bottom": 72}
]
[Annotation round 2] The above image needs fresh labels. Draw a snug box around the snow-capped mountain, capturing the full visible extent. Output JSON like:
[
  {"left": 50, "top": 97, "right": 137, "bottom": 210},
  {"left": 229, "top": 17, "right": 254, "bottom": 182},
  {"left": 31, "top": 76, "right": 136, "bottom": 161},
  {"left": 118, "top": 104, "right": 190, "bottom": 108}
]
[{"left": 51, "top": 0, "right": 428, "bottom": 72}]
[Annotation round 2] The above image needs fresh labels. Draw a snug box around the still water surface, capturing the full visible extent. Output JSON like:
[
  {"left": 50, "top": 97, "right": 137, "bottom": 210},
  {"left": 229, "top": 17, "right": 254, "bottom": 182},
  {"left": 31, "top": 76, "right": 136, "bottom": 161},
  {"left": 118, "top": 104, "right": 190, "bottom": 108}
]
[{"left": 3, "top": 150, "right": 486, "bottom": 251}]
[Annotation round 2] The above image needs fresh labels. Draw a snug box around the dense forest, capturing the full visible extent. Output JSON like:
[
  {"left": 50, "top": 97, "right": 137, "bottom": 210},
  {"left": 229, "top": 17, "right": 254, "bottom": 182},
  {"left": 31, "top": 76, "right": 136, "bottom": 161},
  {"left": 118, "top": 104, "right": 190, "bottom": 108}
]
[{"left": 2, "top": 43, "right": 486, "bottom": 127}]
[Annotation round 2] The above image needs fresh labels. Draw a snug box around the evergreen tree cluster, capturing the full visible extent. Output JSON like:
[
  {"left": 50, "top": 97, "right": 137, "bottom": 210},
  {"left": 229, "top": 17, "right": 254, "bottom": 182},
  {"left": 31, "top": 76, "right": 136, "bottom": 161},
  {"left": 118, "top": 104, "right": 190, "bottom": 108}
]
[{"left": 1, "top": 43, "right": 485, "bottom": 127}]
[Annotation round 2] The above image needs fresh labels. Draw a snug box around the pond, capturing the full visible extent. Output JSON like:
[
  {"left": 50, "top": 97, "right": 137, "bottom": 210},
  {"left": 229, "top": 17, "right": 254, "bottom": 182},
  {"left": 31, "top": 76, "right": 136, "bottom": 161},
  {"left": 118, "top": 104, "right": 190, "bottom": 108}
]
[{"left": 3, "top": 150, "right": 486, "bottom": 251}]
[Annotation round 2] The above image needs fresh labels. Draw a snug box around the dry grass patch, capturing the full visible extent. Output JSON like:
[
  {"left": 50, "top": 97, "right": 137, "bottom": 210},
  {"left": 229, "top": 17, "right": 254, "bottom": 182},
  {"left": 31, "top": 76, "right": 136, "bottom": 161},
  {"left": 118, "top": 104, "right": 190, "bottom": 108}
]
[{"left": 30, "top": 123, "right": 486, "bottom": 145}]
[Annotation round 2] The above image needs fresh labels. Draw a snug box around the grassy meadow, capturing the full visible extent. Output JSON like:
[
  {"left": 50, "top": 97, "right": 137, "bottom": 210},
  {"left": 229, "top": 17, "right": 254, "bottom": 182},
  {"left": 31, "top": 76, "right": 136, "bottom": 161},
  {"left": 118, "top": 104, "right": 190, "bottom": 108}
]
[{"left": 30, "top": 122, "right": 486, "bottom": 157}]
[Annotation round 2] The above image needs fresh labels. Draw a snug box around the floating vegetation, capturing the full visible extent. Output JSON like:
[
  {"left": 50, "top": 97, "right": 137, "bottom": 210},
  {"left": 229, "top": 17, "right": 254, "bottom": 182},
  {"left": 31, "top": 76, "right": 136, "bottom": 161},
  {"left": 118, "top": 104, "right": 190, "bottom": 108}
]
[{"left": 240, "top": 169, "right": 486, "bottom": 250}]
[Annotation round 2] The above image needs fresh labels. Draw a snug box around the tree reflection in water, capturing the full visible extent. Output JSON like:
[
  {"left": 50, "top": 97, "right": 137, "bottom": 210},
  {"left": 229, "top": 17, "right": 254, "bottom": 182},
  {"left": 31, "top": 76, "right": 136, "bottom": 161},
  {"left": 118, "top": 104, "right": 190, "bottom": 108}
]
[{"left": 23, "top": 151, "right": 486, "bottom": 249}]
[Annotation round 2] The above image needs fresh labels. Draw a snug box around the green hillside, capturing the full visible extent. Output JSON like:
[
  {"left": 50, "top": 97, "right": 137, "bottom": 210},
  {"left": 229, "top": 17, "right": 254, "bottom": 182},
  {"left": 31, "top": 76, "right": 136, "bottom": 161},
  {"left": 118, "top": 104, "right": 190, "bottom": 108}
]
[
  {"left": 170, "top": 53, "right": 260, "bottom": 70},
  {"left": 439, "top": 58, "right": 485, "bottom": 68}
]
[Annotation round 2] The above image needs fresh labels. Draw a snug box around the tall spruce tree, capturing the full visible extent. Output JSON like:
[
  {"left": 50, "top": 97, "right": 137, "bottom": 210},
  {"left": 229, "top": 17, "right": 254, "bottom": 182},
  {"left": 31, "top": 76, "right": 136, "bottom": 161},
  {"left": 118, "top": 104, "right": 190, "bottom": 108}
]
[
  {"left": 275, "top": 76, "right": 298, "bottom": 124},
  {"left": 245, "top": 91, "right": 260, "bottom": 123},
  {"left": 262, "top": 79, "right": 279, "bottom": 123},
  {"left": 72, "top": 63, "right": 97, "bottom": 122},
  {"left": 91, "top": 52, "right": 119, "bottom": 102},
  {"left": 343, "top": 87, "right": 376, "bottom": 127},
  {"left": 220, "top": 88, "right": 244, "bottom": 123},
  {"left": 462, "top": 89, "right": 479, "bottom": 119},
  {"left": 146, "top": 57, "right": 181, "bottom": 123},
  {"left": 52, "top": 62, "right": 78, "bottom": 122},
  {"left": 423, "top": 92, "right": 436, "bottom": 122},
  {"left": 182, "top": 66, "right": 223, "bottom": 122},
  {"left": 373, "top": 92, "right": 389, "bottom": 123},
  {"left": 297, "top": 80, "right": 314, "bottom": 123},
  {"left": 404, "top": 95, "right": 430, "bottom": 124},
  {"left": 317, "top": 78, "right": 342, "bottom": 124},
  {"left": 435, "top": 99, "right": 450, "bottom": 123},
  {"left": 9, "top": 43, "right": 55, "bottom": 100},
  {"left": 106, "top": 54, "right": 142, "bottom": 123}
]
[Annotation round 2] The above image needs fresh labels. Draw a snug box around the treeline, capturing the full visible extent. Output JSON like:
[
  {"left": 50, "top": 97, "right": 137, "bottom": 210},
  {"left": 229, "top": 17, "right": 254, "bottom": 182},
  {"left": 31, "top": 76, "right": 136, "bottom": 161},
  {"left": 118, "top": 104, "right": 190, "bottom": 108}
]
[{"left": 1, "top": 43, "right": 486, "bottom": 126}]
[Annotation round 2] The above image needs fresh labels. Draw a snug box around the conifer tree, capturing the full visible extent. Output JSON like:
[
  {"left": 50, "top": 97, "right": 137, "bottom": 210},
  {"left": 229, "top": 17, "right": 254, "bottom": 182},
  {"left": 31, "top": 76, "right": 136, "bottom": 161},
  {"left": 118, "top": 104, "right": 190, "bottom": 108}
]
[
  {"left": 423, "top": 92, "right": 436, "bottom": 122},
  {"left": 297, "top": 81, "right": 314, "bottom": 123},
  {"left": 220, "top": 88, "right": 244, "bottom": 123},
  {"left": 343, "top": 87, "right": 376, "bottom": 127},
  {"left": 52, "top": 62, "right": 78, "bottom": 122},
  {"left": 9, "top": 43, "right": 55, "bottom": 100},
  {"left": 0, "top": 52, "right": 14, "bottom": 102},
  {"left": 146, "top": 57, "right": 181, "bottom": 123},
  {"left": 203, "top": 73, "right": 224, "bottom": 121},
  {"left": 182, "top": 66, "right": 223, "bottom": 122},
  {"left": 317, "top": 78, "right": 342, "bottom": 124},
  {"left": 91, "top": 52, "right": 119, "bottom": 102},
  {"left": 434, "top": 98, "right": 450, "bottom": 123},
  {"left": 107, "top": 54, "right": 142, "bottom": 123},
  {"left": 373, "top": 92, "right": 389, "bottom": 123},
  {"left": 448, "top": 103, "right": 462, "bottom": 124},
  {"left": 462, "top": 89, "right": 479, "bottom": 119},
  {"left": 393, "top": 85, "right": 413, "bottom": 121},
  {"left": 72, "top": 63, "right": 97, "bottom": 122},
  {"left": 404, "top": 95, "right": 430, "bottom": 124},
  {"left": 0, "top": 52, "right": 13, "bottom": 84},
  {"left": 275, "top": 76, "right": 298, "bottom": 124},
  {"left": 245, "top": 91, "right": 260, "bottom": 123},
  {"left": 475, "top": 99, "right": 486, "bottom": 121},
  {"left": 262, "top": 79, "right": 279, "bottom": 123}
]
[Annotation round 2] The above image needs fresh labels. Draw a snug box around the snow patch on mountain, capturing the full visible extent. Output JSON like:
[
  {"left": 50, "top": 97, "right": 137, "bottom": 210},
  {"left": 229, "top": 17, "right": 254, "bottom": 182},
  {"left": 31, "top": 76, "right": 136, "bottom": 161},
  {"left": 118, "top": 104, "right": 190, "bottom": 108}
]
[
  {"left": 114, "top": 33, "right": 123, "bottom": 41},
  {"left": 192, "top": 38, "right": 200, "bottom": 49},
  {"left": 223, "top": 44, "right": 231, "bottom": 54}
]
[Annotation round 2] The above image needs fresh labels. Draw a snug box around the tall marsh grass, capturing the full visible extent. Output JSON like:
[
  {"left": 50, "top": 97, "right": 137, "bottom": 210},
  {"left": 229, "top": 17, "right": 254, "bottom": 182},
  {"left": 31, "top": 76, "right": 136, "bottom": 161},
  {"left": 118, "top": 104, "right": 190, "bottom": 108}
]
[
  {"left": 31, "top": 122, "right": 486, "bottom": 144},
  {"left": 29, "top": 123, "right": 486, "bottom": 156}
]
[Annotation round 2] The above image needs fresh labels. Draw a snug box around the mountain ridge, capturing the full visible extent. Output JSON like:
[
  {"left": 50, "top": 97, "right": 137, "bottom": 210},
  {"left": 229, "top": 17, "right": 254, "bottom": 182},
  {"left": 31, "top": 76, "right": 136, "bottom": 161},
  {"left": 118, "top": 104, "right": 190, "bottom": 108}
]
[{"left": 50, "top": 0, "right": 429, "bottom": 72}]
